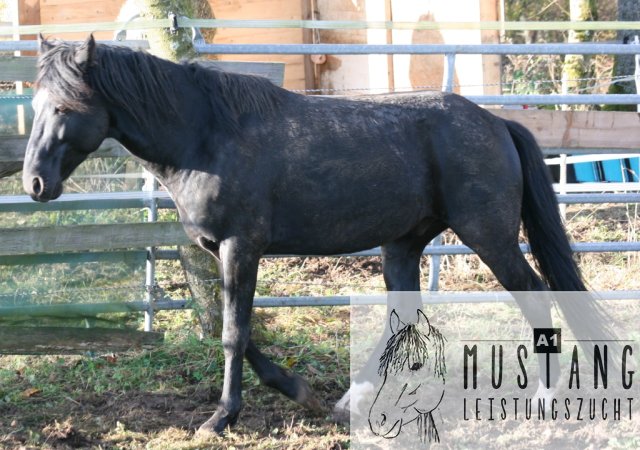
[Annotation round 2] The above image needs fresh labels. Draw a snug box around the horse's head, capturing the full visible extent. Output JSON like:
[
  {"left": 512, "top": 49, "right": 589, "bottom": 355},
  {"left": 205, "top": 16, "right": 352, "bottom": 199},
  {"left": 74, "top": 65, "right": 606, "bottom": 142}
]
[
  {"left": 368, "top": 309, "right": 446, "bottom": 439},
  {"left": 23, "top": 34, "right": 109, "bottom": 202}
]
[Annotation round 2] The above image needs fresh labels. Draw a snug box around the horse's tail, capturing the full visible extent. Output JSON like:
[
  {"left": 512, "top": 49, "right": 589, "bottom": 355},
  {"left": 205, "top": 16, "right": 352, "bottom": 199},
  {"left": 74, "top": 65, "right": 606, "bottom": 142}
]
[
  {"left": 504, "top": 119, "right": 584, "bottom": 291},
  {"left": 504, "top": 119, "right": 614, "bottom": 341}
]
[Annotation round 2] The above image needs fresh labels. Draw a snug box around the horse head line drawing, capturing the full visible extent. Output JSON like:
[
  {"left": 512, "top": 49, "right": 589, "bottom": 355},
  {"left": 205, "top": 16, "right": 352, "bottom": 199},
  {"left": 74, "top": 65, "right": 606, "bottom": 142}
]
[{"left": 369, "top": 309, "right": 446, "bottom": 444}]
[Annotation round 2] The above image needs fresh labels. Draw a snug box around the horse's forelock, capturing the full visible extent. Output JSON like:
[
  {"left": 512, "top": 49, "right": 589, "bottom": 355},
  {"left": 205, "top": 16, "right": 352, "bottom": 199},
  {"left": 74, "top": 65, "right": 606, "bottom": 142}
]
[
  {"left": 36, "top": 42, "right": 93, "bottom": 112},
  {"left": 36, "top": 43, "right": 177, "bottom": 128}
]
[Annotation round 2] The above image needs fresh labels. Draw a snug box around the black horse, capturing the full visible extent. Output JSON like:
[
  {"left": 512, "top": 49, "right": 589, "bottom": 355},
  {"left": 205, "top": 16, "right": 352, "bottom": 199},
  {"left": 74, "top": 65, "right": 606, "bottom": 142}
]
[{"left": 22, "top": 35, "right": 607, "bottom": 435}]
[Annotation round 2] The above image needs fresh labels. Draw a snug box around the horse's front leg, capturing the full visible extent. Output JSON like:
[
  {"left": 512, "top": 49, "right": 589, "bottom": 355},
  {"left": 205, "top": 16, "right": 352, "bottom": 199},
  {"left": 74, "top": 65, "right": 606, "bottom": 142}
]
[{"left": 197, "top": 237, "right": 261, "bottom": 436}]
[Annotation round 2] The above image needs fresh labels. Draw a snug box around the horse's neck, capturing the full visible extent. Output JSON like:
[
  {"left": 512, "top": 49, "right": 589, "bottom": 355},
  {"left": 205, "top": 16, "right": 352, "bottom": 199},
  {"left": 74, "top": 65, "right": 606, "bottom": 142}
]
[{"left": 106, "top": 76, "right": 205, "bottom": 182}]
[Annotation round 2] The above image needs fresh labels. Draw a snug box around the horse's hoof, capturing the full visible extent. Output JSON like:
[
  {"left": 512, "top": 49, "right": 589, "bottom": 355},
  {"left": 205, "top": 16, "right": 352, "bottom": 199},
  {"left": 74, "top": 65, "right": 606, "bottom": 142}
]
[
  {"left": 332, "top": 381, "right": 374, "bottom": 424},
  {"left": 196, "top": 407, "right": 239, "bottom": 437},
  {"left": 332, "top": 404, "right": 350, "bottom": 424},
  {"left": 292, "top": 372, "right": 325, "bottom": 413}
]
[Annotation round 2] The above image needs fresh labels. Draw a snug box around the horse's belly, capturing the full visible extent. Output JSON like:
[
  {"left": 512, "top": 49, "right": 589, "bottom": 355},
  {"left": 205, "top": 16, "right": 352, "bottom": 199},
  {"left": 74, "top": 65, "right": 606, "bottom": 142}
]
[{"left": 267, "top": 199, "right": 429, "bottom": 255}]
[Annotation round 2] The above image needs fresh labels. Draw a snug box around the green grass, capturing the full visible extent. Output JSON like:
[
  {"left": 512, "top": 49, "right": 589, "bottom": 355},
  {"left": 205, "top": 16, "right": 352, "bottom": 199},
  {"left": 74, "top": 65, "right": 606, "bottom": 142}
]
[{"left": 0, "top": 307, "right": 350, "bottom": 449}]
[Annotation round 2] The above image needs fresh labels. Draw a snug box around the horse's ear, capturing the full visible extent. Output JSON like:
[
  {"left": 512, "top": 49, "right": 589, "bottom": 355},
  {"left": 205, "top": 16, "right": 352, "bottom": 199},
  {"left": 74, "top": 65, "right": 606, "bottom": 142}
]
[
  {"left": 38, "top": 33, "right": 54, "bottom": 54},
  {"left": 75, "top": 34, "right": 96, "bottom": 70},
  {"left": 416, "top": 309, "right": 431, "bottom": 336},
  {"left": 389, "top": 310, "right": 404, "bottom": 335}
]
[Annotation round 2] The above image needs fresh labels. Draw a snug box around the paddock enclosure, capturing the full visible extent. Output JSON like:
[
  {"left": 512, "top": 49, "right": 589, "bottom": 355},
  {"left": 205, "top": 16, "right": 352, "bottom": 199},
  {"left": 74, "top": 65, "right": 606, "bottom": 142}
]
[
  {"left": 1, "top": 7, "right": 640, "bottom": 447},
  {"left": 2, "top": 33, "right": 640, "bottom": 338}
]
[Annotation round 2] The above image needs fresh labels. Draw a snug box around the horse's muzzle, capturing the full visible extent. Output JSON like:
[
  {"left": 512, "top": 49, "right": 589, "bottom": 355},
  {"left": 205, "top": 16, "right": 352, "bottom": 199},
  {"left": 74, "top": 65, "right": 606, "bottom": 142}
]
[{"left": 24, "top": 175, "right": 62, "bottom": 202}]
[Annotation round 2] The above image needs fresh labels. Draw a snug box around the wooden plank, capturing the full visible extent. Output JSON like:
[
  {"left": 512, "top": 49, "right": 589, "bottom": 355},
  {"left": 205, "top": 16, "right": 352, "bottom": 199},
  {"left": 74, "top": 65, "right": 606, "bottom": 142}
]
[
  {"left": 209, "top": 0, "right": 306, "bottom": 90},
  {"left": 0, "top": 302, "right": 149, "bottom": 318},
  {"left": 0, "top": 57, "right": 285, "bottom": 85},
  {"left": 0, "top": 327, "right": 164, "bottom": 354},
  {"left": 0, "top": 56, "right": 38, "bottom": 81},
  {"left": 0, "top": 136, "right": 129, "bottom": 165},
  {"left": 196, "top": 60, "right": 285, "bottom": 86},
  {"left": 0, "top": 190, "right": 174, "bottom": 213},
  {"left": 480, "top": 0, "right": 501, "bottom": 96},
  {"left": 41, "top": 5, "right": 121, "bottom": 25},
  {"left": 0, "top": 162, "right": 23, "bottom": 179},
  {"left": 0, "top": 221, "right": 191, "bottom": 256},
  {"left": 211, "top": 0, "right": 302, "bottom": 19},
  {"left": 209, "top": 54, "right": 306, "bottom": 93},
  {"left": 0, "top": 250, "right": 147, "bottom": 266},
  {"left": 299, "top": 0, "right": 315, "bottom": 91},
  {"left": 18, "top": 0, "right": 41, "bottom": 56},
  {"left": 491, "top": 109, "right": 640, "bottom": 149},
  {"left": 19, "top": 0, "right": 41, "bottom": 25}
]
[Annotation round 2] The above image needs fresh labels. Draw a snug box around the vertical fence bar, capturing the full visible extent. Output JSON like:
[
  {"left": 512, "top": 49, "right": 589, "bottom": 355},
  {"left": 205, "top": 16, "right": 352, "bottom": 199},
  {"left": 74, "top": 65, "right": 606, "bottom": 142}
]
[
  {"left": 559, "top": 153, "right": 567, "bottom": 220},
  {"left": 635, "top": 36, "right": 640, "bottom": 114},
  {"left": 10, "top": 0, "right": 25, "bottom": 135},
  {"left": 442, "top": 52, "right": 456, "bottom": 93},
  {"left": 428, "top": 52, "right": 456, "bottom": 292},
  {"left": 143, "top": 170, "right": 158, "bottom": 332}
]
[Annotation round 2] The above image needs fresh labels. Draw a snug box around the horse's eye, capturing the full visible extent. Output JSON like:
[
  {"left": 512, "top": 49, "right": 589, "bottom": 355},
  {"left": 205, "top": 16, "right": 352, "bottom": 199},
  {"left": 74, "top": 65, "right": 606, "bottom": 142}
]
[
  {"left": 410, "top": 362, "right": 423, "bottom": 371},
  {"left": 54, "top": 105, "right": 68, "bottom": 115}
]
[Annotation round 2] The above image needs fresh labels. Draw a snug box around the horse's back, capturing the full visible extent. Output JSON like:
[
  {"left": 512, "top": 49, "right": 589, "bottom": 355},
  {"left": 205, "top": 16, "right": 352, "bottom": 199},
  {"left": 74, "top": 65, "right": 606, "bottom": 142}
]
[{"left": 213, "top": 90, "right": 523, "bottom": 255}]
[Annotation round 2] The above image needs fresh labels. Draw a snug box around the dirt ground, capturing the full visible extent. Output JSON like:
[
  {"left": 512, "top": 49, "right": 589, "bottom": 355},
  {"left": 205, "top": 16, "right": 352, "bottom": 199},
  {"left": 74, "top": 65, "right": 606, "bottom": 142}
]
[{"left": 0, "top": 380, "right": 349, "bottom": 449}]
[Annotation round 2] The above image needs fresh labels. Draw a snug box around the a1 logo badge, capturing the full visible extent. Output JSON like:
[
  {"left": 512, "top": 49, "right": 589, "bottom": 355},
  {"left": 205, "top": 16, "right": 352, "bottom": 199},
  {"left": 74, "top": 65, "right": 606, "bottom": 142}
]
[{"left": 533, "top": 328, "right": 561, "bottom": 353}]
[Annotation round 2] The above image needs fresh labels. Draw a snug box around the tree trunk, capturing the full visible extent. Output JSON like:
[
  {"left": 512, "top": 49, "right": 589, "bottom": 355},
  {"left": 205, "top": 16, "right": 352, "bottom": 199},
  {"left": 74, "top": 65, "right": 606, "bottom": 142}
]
[
  {"left": 117, "top": 0, "right": 216, "bottom": 61},
  {"left": 605, "top": 0, "right": 640, "bottom": 111},
  {"left": 561, "top": 0, "right": 598, "bottom": 108},
  {"left": 178, "top": 245, "right": 223, "bottom": 338}
]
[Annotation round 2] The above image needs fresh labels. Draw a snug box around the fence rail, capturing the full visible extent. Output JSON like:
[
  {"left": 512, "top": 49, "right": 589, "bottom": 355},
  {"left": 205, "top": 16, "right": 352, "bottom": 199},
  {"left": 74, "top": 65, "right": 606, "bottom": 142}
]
[
  {"left": 2, "top": 31, "right": 640, "bottom": 328},
  {"left": 4, "top": 19, "right": 640, "bottom": 36}
]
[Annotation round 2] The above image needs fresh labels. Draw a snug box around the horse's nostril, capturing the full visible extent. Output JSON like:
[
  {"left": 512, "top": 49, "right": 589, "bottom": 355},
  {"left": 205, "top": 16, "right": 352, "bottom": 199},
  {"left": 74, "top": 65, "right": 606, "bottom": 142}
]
[{"left": 32, "top": 177, "right": 44, "bottom": 196}]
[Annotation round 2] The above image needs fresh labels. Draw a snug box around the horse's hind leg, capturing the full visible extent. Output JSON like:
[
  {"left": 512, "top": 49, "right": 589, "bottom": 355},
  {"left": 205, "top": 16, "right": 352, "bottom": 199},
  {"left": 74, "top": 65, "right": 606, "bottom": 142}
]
[
  {"left": 447, "top": 213, "right": 560, "bottom": 395},
  {"left": 333, "top": 222, "right": 446, "bottom": 422},
  {"left": 244, "top": 340, "right": 323, "bottom": 412}
]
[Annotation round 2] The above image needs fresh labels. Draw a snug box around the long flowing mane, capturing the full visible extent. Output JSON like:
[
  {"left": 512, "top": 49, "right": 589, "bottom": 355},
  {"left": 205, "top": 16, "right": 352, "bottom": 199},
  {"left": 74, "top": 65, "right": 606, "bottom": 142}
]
[
  {"left": 36, "top": 41, "right": 283, "bottom": 132},
  {"left": 378, "top": 320, "right": 446, "bottom": 379}
]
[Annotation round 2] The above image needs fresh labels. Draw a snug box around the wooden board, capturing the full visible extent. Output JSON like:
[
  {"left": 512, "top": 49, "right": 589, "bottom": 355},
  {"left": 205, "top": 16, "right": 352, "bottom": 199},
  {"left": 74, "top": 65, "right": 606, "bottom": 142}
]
[
  {"left": 196, "top": 60, "right": 284, "bottom": 86},
  {"left": 209, "top": 0, "right": 306, "bottom": 90},
  {"left": 39, "top": 0, "right": 121, "bottom": 41},
  {"left": 492, "top": 109, "right": 640, "bottom": 150},
  {"left": 0, "top": 56, "right": 285, "bottom": 84},
  {"left": 0, "top": 56, "right": 38, "bottom": 82},
  {"left": 0, "top": 136, "right": 127, "bottom": 163},
  {"left": 0, "top": 326, "right": 163, "bottom": 354},
  {"left": 0, "top": 250, "right": 147, "bottom": 267},
  {"left": 18, "top": 0, "right": 41, "bottom": 55},
  {"left": 479, "top": 0, "right": 501, "bottom": 96},
  {"left": 0, "top": 221, "right": 190, "bottom": 256}
]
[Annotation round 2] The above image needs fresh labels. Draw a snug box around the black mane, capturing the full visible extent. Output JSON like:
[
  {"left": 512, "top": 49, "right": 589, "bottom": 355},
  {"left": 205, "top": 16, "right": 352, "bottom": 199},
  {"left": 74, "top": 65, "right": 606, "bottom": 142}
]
[{"left": 37, "top": 42, "right": 283, "bottom": 132}]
